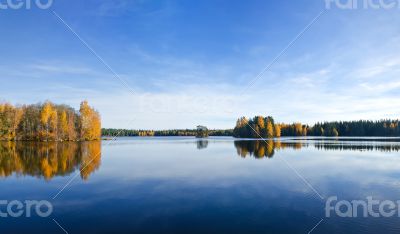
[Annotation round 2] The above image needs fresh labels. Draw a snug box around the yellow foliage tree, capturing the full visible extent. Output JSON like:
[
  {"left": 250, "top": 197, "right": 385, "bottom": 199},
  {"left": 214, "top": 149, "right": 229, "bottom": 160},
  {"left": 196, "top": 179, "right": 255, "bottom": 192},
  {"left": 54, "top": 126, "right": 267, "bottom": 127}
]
[
  {"left": 59, "top": 111, "right": 69, "bottom": 141},
  {"left": 79, "top": 101, "right": 101, "bottom": 141},
  {"left": 266, "top": 120, "right": 274, "bottom": 138},
  {"left": 40, "top": 102, "right": 58, "bottom": 141},
  {"left": 274, "top": 124, "right": 281, "bottom": 137},
  {"left": 294, "top": 123, "right": 303, "bottom": 136},
  {"left": 0, "top": 103, "right": 23, "bottom": 140}
]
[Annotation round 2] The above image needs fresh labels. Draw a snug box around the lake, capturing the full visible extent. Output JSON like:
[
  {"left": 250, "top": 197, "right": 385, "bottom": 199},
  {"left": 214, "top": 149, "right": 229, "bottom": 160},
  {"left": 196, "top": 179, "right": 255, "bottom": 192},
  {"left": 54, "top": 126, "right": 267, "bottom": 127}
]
[{"left": 1, "top": 137, "right": 400, "bottom": 233}]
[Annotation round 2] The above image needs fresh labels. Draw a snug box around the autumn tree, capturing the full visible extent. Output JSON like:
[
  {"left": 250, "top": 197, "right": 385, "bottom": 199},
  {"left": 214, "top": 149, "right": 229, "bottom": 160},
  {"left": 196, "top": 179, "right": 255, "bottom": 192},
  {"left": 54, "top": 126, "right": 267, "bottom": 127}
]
[
  {"left": 58, "top": 111, "right": 69, "bottom": 141},
  {"left": 0, "top": 101, "right": 100, "bottom": 141},
  {"left": 233, "top": 117, "right": 250, "bottom": 138},
  {"left": 274, "top": 124, "right": 281, "bottom": 137},
  {"left": 254, "top": 116, "right": 265, "bottom": 138},
  {"left": 40, "top": 102, "right": 58, "bottom": 141},
  {"left": 0, "top": 103, "right": 23, "bottom": 140},
  {"left": 294, "top": 123, "right": 303, "bottom": 136},
  {"left": 18, "top": 105, "right": 41, "bottom": 140},
  {"left": 266, "top": 120, "right": 274, "bottom": 138},
  {"left": 79, "top": 101, "right": 101, "bottom": 141}
]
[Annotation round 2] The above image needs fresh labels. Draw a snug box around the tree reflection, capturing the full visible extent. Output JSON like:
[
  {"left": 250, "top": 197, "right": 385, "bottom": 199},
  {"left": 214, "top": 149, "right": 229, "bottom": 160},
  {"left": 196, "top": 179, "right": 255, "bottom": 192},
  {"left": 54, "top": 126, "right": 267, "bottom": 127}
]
[
  {"left": 0, "top": 141, "right": 101, "bottom": 180},
  {"left": 314, "top": 142, "right": 400, "bottom": 152},
  {"left": 196, "top": 140, "right": 209, "bottom": 150},
  {"left": 235, "top": 140, "right": 280, "bottom": 159},
  {"left": 234, "top": 140, "right": 306, "bottom": 158},
  {"left": 234, "top": 140, "right": 400, "bottom": 158}
]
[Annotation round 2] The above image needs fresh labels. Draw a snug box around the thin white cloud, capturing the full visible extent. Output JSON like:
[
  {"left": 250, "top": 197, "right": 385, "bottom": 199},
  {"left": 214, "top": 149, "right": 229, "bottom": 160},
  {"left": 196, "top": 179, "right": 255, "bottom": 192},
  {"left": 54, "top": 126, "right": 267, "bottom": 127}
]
[
  {"left": 29, "top": 63, "right": 95, "bottom": 75},
  {"left": 352, "top": 57, "right": 400, "bottom": 79},
  {"left": 360, "top": 81, "right": 400, "bottom": 93}
]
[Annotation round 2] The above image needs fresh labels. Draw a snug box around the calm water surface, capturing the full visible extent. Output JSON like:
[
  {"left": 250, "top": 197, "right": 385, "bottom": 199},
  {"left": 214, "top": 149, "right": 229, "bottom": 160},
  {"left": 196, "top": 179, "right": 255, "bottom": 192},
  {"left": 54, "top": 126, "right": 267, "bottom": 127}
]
[{"left": 1, "top": 137, "right": 400, "bottom": 233}]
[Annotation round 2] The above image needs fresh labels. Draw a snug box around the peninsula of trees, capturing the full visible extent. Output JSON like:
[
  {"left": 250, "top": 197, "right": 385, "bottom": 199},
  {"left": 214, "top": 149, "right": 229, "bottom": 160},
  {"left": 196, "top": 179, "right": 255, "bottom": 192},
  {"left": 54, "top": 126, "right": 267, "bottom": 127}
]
[
  {"left": 0, "top": 101, "right": 101, "bottom": 141},
  {"left": 233, "top": 116, "right": 400, "bottom": 138}
]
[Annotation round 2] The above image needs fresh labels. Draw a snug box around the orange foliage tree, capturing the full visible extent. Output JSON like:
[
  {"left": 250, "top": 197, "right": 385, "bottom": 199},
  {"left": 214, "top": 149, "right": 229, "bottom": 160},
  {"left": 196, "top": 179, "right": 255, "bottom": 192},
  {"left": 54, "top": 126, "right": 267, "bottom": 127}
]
[{"left": 0, "top": 101, "right": 101, "bottom": 141}]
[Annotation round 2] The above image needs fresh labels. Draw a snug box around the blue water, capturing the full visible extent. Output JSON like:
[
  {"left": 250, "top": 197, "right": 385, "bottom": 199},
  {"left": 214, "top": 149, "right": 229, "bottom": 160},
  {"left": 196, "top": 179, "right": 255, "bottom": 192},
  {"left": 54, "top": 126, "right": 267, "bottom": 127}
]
[{"left": 1, "top": 137, "right": 400, "bottom": 233}]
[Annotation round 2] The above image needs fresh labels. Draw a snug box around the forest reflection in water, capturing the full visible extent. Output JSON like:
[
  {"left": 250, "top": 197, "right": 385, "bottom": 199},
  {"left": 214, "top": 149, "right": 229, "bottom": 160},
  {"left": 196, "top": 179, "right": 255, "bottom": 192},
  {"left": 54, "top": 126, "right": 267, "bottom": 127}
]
[
  {"left": 234, "top": 140, "right": 290, "bottom": 158},
  {"left": 232, "top": 139, "right": 400, "bottom": 159},
  {"left": 1, "top": 138, "right": 400, "bottom": 180},
  {"left": 0, "top": 141, "right": 101, "bottom": 180}
]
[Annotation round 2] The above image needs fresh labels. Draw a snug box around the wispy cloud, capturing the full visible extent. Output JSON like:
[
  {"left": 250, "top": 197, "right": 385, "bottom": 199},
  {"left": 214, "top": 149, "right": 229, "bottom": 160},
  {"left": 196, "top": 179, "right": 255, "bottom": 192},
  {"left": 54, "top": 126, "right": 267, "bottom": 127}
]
[
  {"left": 94, "top": 0, "right": 140, "bottom": 16},
  {"left": 29, "top": 63, "right": 95, "bottom": 75},
  {"left": 352, "top": 57, "right": 400, "bottom": 79}
]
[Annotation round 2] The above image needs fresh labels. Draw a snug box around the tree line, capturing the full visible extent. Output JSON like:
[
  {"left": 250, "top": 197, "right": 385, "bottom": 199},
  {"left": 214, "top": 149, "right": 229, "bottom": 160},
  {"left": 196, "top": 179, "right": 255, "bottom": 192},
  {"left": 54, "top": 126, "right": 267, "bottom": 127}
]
[
  {"left": 0, "top": 101, "right": 101, "bottom": 141},
  {"left": 102, "top": 117, "right": 400, "bottom": 138},
  {"left": 233, "top": 116, "right": 400, "bottom": 138},
  {"left": 102, "top": 128, "right": 233, "bottom": 137}
]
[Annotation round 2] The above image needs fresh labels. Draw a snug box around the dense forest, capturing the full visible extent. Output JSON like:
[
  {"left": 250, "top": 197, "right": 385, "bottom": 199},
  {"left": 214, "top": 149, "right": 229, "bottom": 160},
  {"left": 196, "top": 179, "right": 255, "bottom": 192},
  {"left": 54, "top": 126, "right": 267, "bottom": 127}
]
[
  {"left": 102, "top": 116, "right": 400, "bottom": 138},
  {"left": 102, "top": 128, "right": 233, "bottom": 137},
  {"left": 0, "top": 101, "right": 101, "bottom": 141},
  {"left": 233, "top": 116, "right": 400, "bottom": 138}
]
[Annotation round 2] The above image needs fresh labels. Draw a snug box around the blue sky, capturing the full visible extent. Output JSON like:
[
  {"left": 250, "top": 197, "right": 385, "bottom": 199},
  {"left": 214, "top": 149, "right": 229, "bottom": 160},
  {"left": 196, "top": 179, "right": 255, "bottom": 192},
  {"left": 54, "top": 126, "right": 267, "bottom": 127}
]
[{"left": 1, "top": 0, "right": 400, "bottom": 129}]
